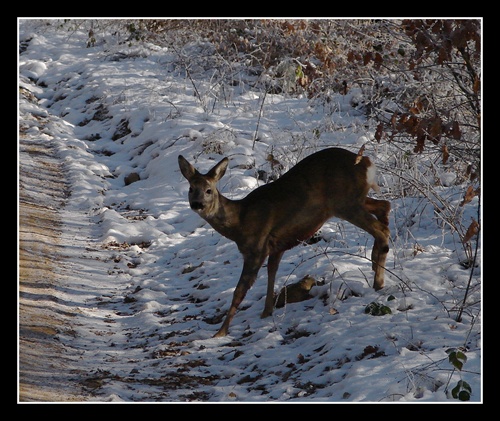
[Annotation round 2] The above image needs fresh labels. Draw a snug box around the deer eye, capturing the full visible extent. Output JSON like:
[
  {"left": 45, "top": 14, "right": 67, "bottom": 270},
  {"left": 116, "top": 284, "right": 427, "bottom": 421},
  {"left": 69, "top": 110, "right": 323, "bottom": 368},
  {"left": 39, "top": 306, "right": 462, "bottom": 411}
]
[{"left": 206, "top": 189, "right": 213, "bottom": 195}]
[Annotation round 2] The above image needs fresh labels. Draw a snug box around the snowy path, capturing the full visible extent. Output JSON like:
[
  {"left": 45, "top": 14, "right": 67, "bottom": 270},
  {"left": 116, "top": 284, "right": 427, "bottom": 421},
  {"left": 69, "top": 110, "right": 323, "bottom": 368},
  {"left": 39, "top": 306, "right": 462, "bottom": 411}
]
[
  {"left": 18, "top": 85, "right": 216, "bottom": 402},
  {"left": 18, "top": 134, "right": 89, "bottom": 401}
]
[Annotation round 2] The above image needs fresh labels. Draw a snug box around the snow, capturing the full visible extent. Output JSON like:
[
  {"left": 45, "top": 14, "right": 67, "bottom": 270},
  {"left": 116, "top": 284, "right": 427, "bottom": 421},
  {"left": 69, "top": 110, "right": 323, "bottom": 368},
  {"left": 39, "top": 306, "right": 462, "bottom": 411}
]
[{"left": 18, "top": 19, "right": 481, "bottom": 403}]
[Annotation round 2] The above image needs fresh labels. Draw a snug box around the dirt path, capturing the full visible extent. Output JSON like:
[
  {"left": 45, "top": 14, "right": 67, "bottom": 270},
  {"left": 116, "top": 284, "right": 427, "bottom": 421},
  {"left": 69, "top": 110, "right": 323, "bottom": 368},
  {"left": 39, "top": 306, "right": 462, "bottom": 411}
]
[{"left": 18, "top": 136, "right": 88, "bottom": 402}]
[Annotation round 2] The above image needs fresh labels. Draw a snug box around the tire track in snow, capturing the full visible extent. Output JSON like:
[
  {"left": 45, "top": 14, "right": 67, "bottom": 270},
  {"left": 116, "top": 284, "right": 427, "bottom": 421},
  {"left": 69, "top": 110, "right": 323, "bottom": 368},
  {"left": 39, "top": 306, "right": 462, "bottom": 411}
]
[{"left": 18, "top": 133, "right": 89, "bottom": 402}]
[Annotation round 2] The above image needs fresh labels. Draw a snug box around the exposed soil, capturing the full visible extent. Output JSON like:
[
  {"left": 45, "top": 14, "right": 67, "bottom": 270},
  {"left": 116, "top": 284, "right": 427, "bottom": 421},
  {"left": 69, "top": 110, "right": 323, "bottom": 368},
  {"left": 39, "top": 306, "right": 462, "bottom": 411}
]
[{"left": 18, "top": 136, "right": 88, "bottom": 402}]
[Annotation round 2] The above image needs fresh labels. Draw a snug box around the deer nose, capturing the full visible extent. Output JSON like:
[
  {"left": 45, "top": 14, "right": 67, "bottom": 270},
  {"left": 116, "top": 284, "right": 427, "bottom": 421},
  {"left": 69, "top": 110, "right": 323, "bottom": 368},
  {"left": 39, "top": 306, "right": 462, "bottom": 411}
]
[{"left": 191, "top": 201, "right": 205, "bottom": 210}]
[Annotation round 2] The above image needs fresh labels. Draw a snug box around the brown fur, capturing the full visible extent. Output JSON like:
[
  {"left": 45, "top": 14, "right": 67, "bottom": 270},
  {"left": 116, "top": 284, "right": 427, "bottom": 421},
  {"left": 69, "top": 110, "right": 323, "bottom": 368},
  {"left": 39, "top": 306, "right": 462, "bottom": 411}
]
[{"left": 178, "top": 147, "right": 390, "bottom": 337}]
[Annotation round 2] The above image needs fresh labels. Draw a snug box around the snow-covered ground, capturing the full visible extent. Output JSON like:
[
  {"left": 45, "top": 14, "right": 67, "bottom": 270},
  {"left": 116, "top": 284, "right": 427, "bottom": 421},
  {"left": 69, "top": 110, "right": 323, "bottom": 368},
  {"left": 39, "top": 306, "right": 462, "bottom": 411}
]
[{"left": 18, "top": 19, "right": 481, "bottom": 402}]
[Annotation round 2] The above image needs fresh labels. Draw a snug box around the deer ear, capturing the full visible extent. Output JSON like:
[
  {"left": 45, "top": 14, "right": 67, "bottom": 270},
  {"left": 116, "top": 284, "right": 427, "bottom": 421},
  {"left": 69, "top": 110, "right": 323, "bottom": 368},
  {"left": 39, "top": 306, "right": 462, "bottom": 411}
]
[
  {"left": 208, "top": 157, "right": 229, "bottom": 181},
  {"left": 178, "top": 155, "right": 197, "bottom": 180}
]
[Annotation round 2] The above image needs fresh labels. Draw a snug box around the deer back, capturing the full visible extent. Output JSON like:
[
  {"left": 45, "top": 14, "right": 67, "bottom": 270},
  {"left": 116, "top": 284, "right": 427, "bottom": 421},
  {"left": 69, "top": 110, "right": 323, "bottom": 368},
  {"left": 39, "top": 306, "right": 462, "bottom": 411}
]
[{"left": 179, "top": 148, "right": 377, "bottom": 253}]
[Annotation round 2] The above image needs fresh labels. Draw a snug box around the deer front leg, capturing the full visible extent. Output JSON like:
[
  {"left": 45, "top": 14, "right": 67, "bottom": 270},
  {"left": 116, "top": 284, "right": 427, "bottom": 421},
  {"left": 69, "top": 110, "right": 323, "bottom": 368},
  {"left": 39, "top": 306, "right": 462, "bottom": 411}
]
[
  {"left": 371, "top": 239, "right": 380, "bottom": 271},
  {"left": 261, "top": 251, "right": 284, "bottom": 318},
  {"left": 214, "top": 253, "right": 266, "bottom": 337}
]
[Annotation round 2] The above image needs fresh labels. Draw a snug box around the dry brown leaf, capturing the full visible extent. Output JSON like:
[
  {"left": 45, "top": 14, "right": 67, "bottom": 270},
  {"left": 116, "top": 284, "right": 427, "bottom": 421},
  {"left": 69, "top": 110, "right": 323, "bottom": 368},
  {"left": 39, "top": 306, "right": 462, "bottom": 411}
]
[
  {"left": 413, "top": 243, "right": 425, "bottom": 256},
  {"left": 462, "top": 219, "right": 480, "bottom": 243},
  {"left": 459, "top": 186, "right": 478, "bottom": 207},
  {"left": 374, "top": 123, "right": 383, "bottom": 142},
  {"left": 390, "top": 112, "right": 398, "bottom": 129},
  {"left": 442, "top": 144, "right": 449, "bottom": 165},
  {"left": 451, "top": 120, "right": 461, "bottom": 140},
  {"left": 430, "top": 117, "right": 442, "bottom": 139},
  {"left": 473, "top": 75, "right": 480, "bottom": 95}
]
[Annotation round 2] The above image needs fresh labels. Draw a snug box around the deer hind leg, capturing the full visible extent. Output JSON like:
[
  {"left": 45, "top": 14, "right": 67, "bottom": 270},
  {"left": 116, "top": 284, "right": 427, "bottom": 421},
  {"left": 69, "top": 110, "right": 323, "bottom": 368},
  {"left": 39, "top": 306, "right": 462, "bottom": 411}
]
[
  {"left": 345, "top": 208, "right": 390, "bottom": 291},
  {"left": 364, "top": 197, "right": 391, "bottom": 271},
  {"left": 365, "top": 197, "right": 391, "bottom": 226},
  {"left": 214, "top": 253, "right": 266, "bottom": 338},
  {"left": 261, "top": 251, "right": 284, "bottom": 319}
]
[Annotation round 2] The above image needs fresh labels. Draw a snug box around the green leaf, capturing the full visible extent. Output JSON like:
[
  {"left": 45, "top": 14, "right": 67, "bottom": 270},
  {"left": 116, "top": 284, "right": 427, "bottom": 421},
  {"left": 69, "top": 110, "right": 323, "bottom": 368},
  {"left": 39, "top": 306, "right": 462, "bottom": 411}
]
[
  {"left": 451, "top": 381, "right": 472, "bottom": 401},
  {"left": 456, "top": 351, "right": 467, "bottom": 364},
  {"left": 364, "top": 302, "right": 392, "bottom": 316},
  {"left": 447, "top": 349, "right": 467, "bottom": 371},
  {"left": 458, "top": 390, "right": 471, "bottom": 401}
]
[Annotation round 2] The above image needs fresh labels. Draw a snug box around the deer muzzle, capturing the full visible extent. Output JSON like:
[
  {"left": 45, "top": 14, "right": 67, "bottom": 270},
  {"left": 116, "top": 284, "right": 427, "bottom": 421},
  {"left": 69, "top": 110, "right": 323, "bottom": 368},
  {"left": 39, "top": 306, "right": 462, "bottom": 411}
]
[{"left": 190, "top": 201, "right": 205, "bottom": 211}]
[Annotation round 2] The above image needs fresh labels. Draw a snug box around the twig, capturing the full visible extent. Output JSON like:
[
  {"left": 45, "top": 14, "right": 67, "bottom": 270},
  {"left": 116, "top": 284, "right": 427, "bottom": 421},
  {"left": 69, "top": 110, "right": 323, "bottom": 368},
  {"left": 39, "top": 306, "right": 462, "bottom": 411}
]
[
  {"left": 456, "top": 195, "right": 481, "bottom": 323},
  {"left": 252, "top": 90, "right": 267, "bottom": 150}
]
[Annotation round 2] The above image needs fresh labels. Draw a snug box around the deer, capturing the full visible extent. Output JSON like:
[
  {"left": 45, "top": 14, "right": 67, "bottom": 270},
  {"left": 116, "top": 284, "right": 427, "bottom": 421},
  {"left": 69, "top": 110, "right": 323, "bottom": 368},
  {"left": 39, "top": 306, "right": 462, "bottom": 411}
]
[{"left": 178, "top": 147, "right": 390, "bottom": 337}]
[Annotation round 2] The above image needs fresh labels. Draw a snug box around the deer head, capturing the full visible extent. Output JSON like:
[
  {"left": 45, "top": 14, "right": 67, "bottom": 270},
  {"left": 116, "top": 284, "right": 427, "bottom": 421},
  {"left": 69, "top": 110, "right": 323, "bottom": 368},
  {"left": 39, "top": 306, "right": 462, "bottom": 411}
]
[{"left": 178, "top": 156, "right": 228, "bottom": 219}]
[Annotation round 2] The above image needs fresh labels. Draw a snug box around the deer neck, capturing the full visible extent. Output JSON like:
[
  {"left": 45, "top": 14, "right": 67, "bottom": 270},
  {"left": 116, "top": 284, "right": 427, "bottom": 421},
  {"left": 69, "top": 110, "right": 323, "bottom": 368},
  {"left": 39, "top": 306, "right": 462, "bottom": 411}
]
[{"left": 204, "top": 193, "right": 242, "bottom": 241}]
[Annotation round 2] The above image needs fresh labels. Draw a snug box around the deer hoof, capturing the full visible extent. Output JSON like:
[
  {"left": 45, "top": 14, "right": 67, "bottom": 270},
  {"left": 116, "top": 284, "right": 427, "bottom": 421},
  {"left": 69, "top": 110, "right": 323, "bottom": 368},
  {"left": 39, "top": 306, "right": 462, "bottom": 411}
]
[
  {"left": 260, "top": 310, "right": 273, "bottom": 319},
  {"left": 213, "top": 328, "right": 228, "bottom": 338}
]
